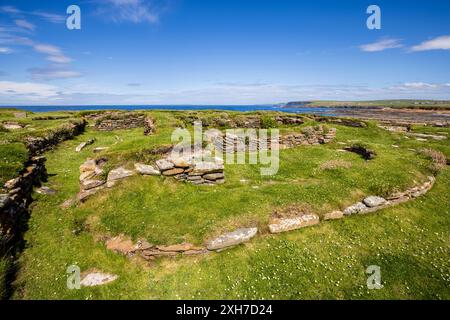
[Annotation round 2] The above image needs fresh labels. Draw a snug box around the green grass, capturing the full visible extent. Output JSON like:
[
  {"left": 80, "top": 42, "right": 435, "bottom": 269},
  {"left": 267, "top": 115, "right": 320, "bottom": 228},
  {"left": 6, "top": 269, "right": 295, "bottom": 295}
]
[
  {"left": 287, "top": 100, "right": 450, "bottom": 110},
  {"left": 0, "top": 110, "right": 448, "bottom": 300}
]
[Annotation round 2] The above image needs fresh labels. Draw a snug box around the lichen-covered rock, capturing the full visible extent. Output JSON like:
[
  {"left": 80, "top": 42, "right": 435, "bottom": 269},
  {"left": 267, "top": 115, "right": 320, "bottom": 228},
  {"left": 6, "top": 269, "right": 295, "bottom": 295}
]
[
  {"left": 206, "top": 227, "right": 257, "bottom": 250},
  {"left": 134, "top": 163, "right": 160, "bottom": 175},
  {"left": 363, "top": 196, "right": 387, "bottom": 208},
  {"left": 268, "top": 214, "right": 319, "bottom": 233},
  {"left": 343, "top": 202, "right": 368, "bottom": 215},
  {"left": 80, "top": 159, "right": 97, "bottom": 173}
]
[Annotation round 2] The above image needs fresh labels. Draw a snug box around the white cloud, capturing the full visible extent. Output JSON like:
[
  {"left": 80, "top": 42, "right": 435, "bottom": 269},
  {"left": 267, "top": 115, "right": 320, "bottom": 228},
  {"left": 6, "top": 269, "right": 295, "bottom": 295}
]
[
  {"left": 33, "top": 43, "right": 72, "bottom": 64},
  {"left": 98, "top": 0, "right": 160, "bottom": 24},
  {"left": 14, "top": 19, "right": 35, "bottom": 31},
  {"left": 359, "top": 38, "right": 403, "bottom": 52},
  {"left": 28, "top": 67, "right": 81, "bottom": 80},
  {"left": 411, "top": 35, "right": 450, "bottom": 51},
  {"left": 0, "top": 47, "right": 12, "bottom": 54},
  {"left": 402, "top": 82, "right": 437, "bottom": 89},
  {"left": 0, "top": 80, "right": 59, "bottom": 99}
]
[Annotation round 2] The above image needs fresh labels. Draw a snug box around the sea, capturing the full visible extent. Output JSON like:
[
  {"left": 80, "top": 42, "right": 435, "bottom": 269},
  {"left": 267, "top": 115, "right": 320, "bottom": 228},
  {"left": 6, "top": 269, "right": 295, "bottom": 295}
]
[{"left": 1, "top": 104, "right": 338, "bottom": 116}]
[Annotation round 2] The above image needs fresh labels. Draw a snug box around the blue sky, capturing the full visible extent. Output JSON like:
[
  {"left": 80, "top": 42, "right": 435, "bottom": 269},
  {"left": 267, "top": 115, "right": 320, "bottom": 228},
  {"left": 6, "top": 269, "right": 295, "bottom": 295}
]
[{"left": 0, "top": 0, "right": 449, "bottom": 105}]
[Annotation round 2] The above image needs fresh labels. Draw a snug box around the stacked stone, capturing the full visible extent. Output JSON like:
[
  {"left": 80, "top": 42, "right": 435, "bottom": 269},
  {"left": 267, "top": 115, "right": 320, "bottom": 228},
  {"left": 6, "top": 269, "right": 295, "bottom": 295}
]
[
  {"left": 77, "top": 158, "right": 108, "bottom": 202},
  {"left": 155, "top": 158, "right": 225, "bottom": 185},
  {"left": 95, "top": 115, "right": 146, "bottom": 131},
  {"left": 1, "top": 156, "right": 47, "bottom": 253},
  {"left": 143, "top": 117, "right": 155, "bottom": 135},
  {"left": 24, "top": 120, "right": 86, "bottom": 155},
  {"left": 280, "top": 126, "right": 336, "bottom": 148}
]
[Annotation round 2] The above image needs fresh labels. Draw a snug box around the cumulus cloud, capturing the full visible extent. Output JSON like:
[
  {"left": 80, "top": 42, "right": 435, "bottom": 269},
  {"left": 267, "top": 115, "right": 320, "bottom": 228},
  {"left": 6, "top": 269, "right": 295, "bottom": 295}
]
[
  {"left": 14, "top": 19, "right": 35, "bottom": 31},
  {"left": 411, "top": 35, "right": 450, "bottom": 51},
  {"left": 359, "top": 38, "right": 403, "bottom": 52}
]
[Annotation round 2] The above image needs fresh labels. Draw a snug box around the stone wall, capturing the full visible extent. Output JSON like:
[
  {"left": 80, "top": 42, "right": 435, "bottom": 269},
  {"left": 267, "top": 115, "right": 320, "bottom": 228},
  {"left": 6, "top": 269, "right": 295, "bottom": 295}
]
[
  {"left": 0, "top": 156, "right": 47, "bottom": 256},
  {"left": 179, "top": 114, "right": 305, "bottom": 128},
  {"left": 88, "top": 112, "right": 155, "bottom": 133},
  {"left": 24, "top": 119, "right": 86, "bottom": 156},
  {"left": 208, "top": 125, "right": 336, "bottom": 152}
]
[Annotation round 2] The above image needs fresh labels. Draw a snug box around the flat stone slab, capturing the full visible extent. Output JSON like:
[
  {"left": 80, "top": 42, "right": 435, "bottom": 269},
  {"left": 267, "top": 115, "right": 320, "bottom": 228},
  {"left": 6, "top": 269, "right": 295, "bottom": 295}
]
[
  {"left": 323, "top": 210, "right": 344, "bottom": 221},
  {"left": 363, "top": 196, "right": 387, "bottom": 208},
  {"left": 343, "top": 202, "right": 368, "bottom": 215},
  {"left": 80, "top": 272, "right": 118, "bottom": 287},
  {"left": 75, "top": 139, "right": 95, "bottom": 152},
  {"left": 206, "top": 227, "right": 257, "bottom": 250},
  {"left": 106, "top": 235, "right": 137, "bottom": 255},
  {"left": 107, "top": 167, "right": 134, "bottom": 182},
  {"left": 268, "top": 214, "right": 319, "bottom": 234},
  {"left": 81, "top": 179, "right": 105, "bottom": 190},
  {"left": 162, "top": 168, "right": 185, "bottom": 176},
  {"left": 134, "top": 163, "right": 160, "bottom": 175},
  {"left": 80, "top": 159, "right": 97, "bottom": 173},
  {"left": 156, "top": 159, "right": 174, "bottom": 171},
  {"left": 36, "top": 186, "right": 56, "bottom": 195},
  {"left": 191, "top": 161, "right": 224, "bottom": 175}
]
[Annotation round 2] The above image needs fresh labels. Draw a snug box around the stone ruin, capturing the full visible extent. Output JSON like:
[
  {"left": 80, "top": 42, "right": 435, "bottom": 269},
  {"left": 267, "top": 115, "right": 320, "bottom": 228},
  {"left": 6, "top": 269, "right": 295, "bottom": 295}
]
[{"left": 84, "top": 112, "right": 155, "bottom": 135}]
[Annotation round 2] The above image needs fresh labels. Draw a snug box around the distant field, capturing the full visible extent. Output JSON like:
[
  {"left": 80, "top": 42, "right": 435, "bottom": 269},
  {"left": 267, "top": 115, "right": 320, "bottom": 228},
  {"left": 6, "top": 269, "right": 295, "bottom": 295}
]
[{"left": 285, "top": 100, "right": 450, "bottom": 110}]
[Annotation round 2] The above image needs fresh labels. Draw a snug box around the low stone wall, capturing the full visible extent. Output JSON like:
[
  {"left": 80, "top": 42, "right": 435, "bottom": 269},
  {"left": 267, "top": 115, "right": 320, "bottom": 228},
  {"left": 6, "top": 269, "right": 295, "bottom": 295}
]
[
  {"left": 24, "top": 119, "right": 86, "bottom": 156},
  {"left": 0, "top": 156, "right": 47, "bottom": 256},
  {"left": 208, "top": 125, "right": 336, "bottom": 152},
  {"left": 314, "top": 116, "right": 367, "bottom": 128},
  {"left": 88, "top": 112, "right": 155, "bottom": 133},
  {"left": 179, "top": 114, "right": 305, "bottom": 128}
]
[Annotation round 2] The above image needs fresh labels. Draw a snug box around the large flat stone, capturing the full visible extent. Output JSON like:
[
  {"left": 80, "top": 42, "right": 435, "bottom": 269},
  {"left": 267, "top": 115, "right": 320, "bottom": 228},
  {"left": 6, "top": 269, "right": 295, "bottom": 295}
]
[
  {"left": 191, "top": 161, "right": 224, "bottom": 175},
  {"left": 80, "top": 159, "right": 97, "bottom": 173},
  {"left": 134, "top": 163, "right": 160, "bottom": 175},
  {"left": 323, "top": 210, "right": 344, "bottom": 221},
  {"left": 268, "top": 214, "right": 319, "bottom": 233},
  {"left": 81, "top": 179, "right": 105, "bottom": 190},
  {"left": 107, "top": 167, "right": 135, "bottom": 182},
  {"left": 206, "top": 227, "right": 257, "bottom": 250},
  {"left": 162, "top": 168, "right": 185, "bottom": 176},
  {"left": 80, "top": 272, "right": 118, "bottom": 287},
  {"left": 343, "top": 202, "right": 368, "bottom": 215},
  {"left": 156, "top": 159, "right": 174, "bottom": 171},
  {"left": 363, "top": 196, "right": 387, "bottom": 208}
]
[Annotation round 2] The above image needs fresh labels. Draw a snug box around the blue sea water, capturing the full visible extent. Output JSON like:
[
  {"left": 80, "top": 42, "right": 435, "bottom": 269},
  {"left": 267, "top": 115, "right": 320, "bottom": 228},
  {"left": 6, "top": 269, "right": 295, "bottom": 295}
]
[{"left": 0, "top": 104, "right": 337, "bottom": 115}]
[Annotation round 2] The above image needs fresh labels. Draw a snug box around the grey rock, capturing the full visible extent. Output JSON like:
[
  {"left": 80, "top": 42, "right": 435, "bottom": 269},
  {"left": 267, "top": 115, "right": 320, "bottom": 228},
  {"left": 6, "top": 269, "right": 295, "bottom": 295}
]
[
  {"left": 323, "top": 210, "right": 344, "bottom": 221},
  {"left": 363, "top": 196, "right": 387, "bottom": 208},
  {"left": 206, "top": 227, "right": 257, "bottom": 250},
  {"left": 4, "top": 178, "right": 20, "bottom": 189},
  {"left": 0, "top": 194, "right": 9, "bottom": 208},
  {"left": 36, "top": 186, "right": 56, "bottom": 195},
  {"left": 191, "top": 161, "right": 224, "bottom": 175},
  {"left": 80, "top": 272, "right": 118, "bottom": 287},
  {"left": 203, "top": 173, "right": 225, "bottom": 181},
  {"left": 107, "top": 167, "right": 134, "bottom": 182},
  {"left": 93, "top": 147, "right": 108, "bottom": 153},
  {"left": 75, "top": 139, "right": 95, "bottom": 152},
  {"left": 268, "top": 214, "right": 320, "bottom": 233},
  {"left": 155, "top": 159, "right": 174, "bottom": 171},
  {"left": 134, "top": 163, "right": 160, "bottom": 175},
  {"left": 81, "top": 179, "right": 105, "bottom": 190},
  {"left": 80, "top": 159, "right": 97, "bottom": 173},
  {"left": 343, "top": 202, "right": 368, "bottom": 215}
]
